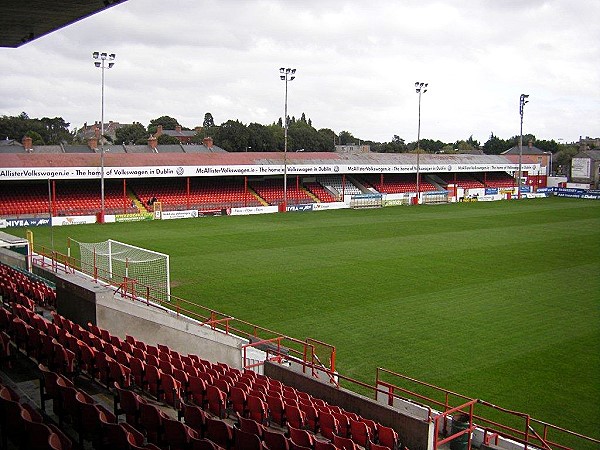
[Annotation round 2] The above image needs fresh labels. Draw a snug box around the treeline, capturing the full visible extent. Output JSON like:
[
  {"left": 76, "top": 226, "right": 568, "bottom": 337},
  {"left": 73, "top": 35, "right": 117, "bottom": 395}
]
[
  {"left": 1, "top": 112, "right": 584, "bottom": 171},
  {"left": 0, "top": 112, "right": 72, "bottom": 146}
]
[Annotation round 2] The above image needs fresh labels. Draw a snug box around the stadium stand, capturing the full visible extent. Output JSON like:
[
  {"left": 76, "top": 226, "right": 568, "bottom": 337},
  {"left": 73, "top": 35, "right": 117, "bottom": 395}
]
[
  {"left": 304, "top": 182, "right": 338, "bottom": 202},
  {"left": 0, "top": 180, "right": 138, "bottom": 217},
  {"left": 130, "top": 177, "right": 262, "bottom": 211},
  {"left": 0, "top": 261, "right": 410, "bottom": 450},
  {"left": 435, "top": 173, "right": 485, "bottom": 189},
  {"left": 249, "top": 178, "right": 313, "bottom": 205},
  {"left": 359, "top": 174, "right": 438, "bottom": 194},
  {"left": 316, "top": 176, "right": 363, "bottom": 197},
  {"left": 480, "top": 172, "right": 516, "bottom": 188}
]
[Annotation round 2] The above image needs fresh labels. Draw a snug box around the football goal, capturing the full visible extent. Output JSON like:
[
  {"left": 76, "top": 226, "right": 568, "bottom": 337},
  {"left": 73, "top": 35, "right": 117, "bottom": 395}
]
[{"left": 70, "top": 238, "right": 170, "bottom": 302}]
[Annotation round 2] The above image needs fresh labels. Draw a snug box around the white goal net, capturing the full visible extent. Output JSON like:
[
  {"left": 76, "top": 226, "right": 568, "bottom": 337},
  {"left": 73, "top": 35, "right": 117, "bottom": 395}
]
[{"left": 72, "top": 239, "right": 170, "bottom": 302}]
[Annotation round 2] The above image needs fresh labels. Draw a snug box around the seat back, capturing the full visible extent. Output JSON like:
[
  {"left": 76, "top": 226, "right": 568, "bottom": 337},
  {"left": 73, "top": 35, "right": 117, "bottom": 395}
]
[
  {"left": 377, "top": 424, "right": 398, "bottom": 450},
  {"left": 247, "top": 394, "right": 267, "bottom": 425},
  {"left": 205, "top": 417, "right": 233, "bottom": 449},
  {"left": 262, "top": 429, "right": 289, "bottom": 450},
  {"left": 266, "top": 394, "right": 285, "bottom": 426},
  {"left": 206, "top": 385, "right": 226, "bottom": 419},
  {"left": 350, "top": 419, "right": 370, "bottom": 447},
  {"left": 319, "top": 412, "right": 339, "bottom": 441},
  {"left": 288, "top": 425, "right": 314, "bottom": 449},
  {"left": 235, "top": 428, "right": 263, "bottom": 450},
  {"left": 333, "top": 435, "right": 358, "bottom": 450}
]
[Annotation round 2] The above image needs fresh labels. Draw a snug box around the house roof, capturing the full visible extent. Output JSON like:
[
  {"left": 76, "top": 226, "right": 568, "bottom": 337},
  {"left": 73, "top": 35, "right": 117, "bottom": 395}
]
[
  {"left": 162, "top": 130, "right": 197, "bottom": 138},
  {"left": 574, "top": 149, "right": 600, "bottom": 160},
  {"left": 502, "top": 145, "right": 546, "bottom": 155},
  {"left": 0, "top": 151, "right": 515, "bottom": 169},
  {"left": 0, "top": 143, "right": 226, "bottom": 155}
]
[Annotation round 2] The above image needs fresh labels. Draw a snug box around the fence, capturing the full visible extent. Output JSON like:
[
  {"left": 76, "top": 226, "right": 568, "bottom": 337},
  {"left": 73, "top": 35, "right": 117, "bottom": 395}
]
[{"left": 30, "top": 244, "right": 337, "bottom": 379}]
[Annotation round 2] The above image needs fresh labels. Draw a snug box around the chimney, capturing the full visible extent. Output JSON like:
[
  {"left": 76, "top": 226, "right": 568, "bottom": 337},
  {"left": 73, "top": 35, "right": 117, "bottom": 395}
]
[
  {"left": 155, "top": 125, "right": 163, "bottom": 137},
  {"left": 22, "top": 136, "right": 33, "bottom": 152},
  {"left": 88, "top": 136, "right": 98, "bottom": 150},
  {"left": 148, "top": 135, "right": 158, "bottom": 151},
  {"left": 94, "top": 126, "right": 100, "bottom": 139},
  {"left": 203, "top": 137, "right": 213, "bottom": 148},
  {"left": 528, "top": 140, "right": 533, "bottom": 149},
  {"left": 175, "top": 125, "right": 182, "bottom": 133}
]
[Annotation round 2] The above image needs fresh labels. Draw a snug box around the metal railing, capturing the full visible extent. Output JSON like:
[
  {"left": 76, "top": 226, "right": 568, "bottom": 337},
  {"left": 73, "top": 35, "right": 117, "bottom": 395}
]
[
  {"left": 376, "top": 368, "right": 600, "bottom": 450},
  {"left": 31, "top": 245, "right": 336, "bottom": 378}
]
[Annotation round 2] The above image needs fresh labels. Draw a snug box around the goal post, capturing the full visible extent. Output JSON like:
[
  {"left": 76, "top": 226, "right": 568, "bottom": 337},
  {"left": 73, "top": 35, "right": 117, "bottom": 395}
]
[{"left": 70, "top": 238, "right": 171, "bottom": 302}]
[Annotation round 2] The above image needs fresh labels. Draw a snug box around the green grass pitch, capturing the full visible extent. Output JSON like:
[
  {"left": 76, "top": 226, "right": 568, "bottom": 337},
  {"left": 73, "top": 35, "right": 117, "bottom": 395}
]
[{"left": 12, "top": 197, "right": 600, "bottom": 440}]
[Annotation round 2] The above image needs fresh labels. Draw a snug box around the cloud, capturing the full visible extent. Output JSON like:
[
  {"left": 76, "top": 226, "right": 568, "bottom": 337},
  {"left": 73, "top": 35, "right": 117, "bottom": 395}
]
[{"left": 0, "top": 0, "right": 598, "bottom": 144}]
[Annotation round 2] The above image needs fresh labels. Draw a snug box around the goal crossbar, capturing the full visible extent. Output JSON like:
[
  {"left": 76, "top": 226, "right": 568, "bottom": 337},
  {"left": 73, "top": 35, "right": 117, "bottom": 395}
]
[{"left": 70, "top": 238, "right": 171, "bottom": 302}]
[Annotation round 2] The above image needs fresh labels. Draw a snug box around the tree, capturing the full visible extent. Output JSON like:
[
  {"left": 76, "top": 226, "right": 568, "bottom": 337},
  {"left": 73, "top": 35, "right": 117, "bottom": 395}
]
[
  {"left": 377, "top": 135, "right": 407, "bottom": 153},
  {"left": 213, "top": 120, "right": 249, "bottom": 152},
  {"left": 0, "top": 112, "right": 72, "bottom": 144},
  {"left": 203, "top": 112, "right": 215, "bottom": 129},
  {"left": 535, "top": 139, "right": 560, "bottom": 154},
  {"left": 317, "top": 128, "right": 336, "bottom": 151},
  {"left": 466, "top": 135, "right": 480, "bottom": 149},
  {"left": 157, "top": 134, "right": 181, "bottom": 145},
  {"left": 454, "top": 140, "right": 476, "bottom": 153},
  {"left": 148, "top": 116, "right": 180, "bottom": 134},
  {"left": 115, "top": 122, "right": 148, "bottom": 145},
  {"left": 483, "top": 133, "right": 510, "bottom": 155},
  {"left": 25, "top": 130, "right": 45, "bottom": 145},
  {"left": 39, "top": 117, "right": 72, "bottom": 144},
  {"left": 268, "top": 124, "right": 284, "bottom": 151},
  {"left": 338, "top": 131, "right": 356, "bottom": 145},
  {"left": 248, "top": 122, "right": 277, "bottom": 151},
  {"left": 287, "top": 121, "right": 326, "bottom": 151},
  {"left": 407, "top": 138, "right": 445, "bottom": 153},
  {"left": 553, "top": 144, "right": 579, "bottom": 176}
]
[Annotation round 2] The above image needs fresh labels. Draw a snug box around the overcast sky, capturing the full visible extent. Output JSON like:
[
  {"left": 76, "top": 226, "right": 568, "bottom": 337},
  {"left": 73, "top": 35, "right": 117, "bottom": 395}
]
[{"left": 1, "top": 0, "right": 598, "bottom": 145}]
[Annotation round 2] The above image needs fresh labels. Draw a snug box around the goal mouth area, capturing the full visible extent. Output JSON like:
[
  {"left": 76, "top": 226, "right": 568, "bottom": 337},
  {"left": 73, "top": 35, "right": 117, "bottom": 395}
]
[{"left": 69, "top": 238, "right": 171, "bottom": 302}]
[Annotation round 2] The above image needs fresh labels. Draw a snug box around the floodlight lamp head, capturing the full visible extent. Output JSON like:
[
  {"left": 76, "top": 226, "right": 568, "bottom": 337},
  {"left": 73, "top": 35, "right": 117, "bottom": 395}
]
[
  {"left": 290, "top": 76, "right": 295, "bottom": 81},
  {"left": 92, "top": 51, "right": 99, "bottom": 59},
  {"left": 100, "top": 52, "right": 107, "bottom": 59},
  {"left": 415, "top": 82, "right": 419, "bottom": 87},
  {"left": 291, "top": 69, "right": 296, "bottom": 74},
  {"left": 280, "top": 75, "right": 285, "bottom": 80},
  {"left": 109, "top": 53, "right": 116, "bottom": 60},
  {"left": 108, "top": 62, "right": 114, "bottom": 69},
  {"left": 95, "top": 62, "right": 101, "bottom": 67},
  {"left": 424, "top": 83, "right": 428, "bottom": 88},
  {"left": 280, "top": 67, "right": 285, "bottom": 73}
]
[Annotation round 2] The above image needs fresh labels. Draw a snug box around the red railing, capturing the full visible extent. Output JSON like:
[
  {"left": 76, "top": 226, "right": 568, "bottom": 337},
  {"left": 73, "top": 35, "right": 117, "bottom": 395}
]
[
  {"left": 433, "top": 400, "right": 477, "bottom": 450},
  {"left": 29, "top": 246, "right": 599, "bottom": 450},
  {"left": 31, "top": 245, "right": 336, "bottom": 377},
  {"left": 376, "top": 368, "right": 600, "bottom": 450}
]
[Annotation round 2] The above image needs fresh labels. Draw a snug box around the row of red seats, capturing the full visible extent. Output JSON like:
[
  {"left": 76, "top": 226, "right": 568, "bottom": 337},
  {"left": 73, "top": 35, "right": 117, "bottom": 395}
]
[
  {"left": 250, "top": 179, "right": 313, "bottom": 205},
  {"left": 304, "top": 183, "right": 337, "bottom": 203},
  {"left": 131, "top": 179, "right": 261, "bottom": 212},
  {"left": 0, "top": 265, "right": 56, "bottom": 308},
  {"left": 0, "top": 180, "right": 136, "bottom": 217},
  {"left": 0, "top": 262, "right": 406, "bottom": 450},
  {"left": 360, "top": 174, "right": 438, "bottom": 194},
  {"left": 76, "top": 312, "right": 405, "bottom": 450},
  {"left": 110, "top": 326, "right": 405, "bottom": 450},
  {"left": 0, "top": 284, "right": 177, "bottom": 449},
  {"left": 0, "top": 379, "right": 72, "bottom": 450}
]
